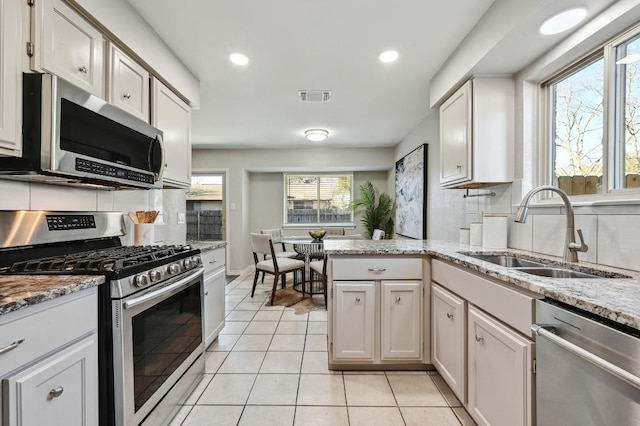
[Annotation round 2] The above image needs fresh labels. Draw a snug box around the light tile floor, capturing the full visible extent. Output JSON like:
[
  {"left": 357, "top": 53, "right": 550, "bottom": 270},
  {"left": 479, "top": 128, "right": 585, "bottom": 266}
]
[{"left": 170, "top": 273, "right": 477, "bottom": 426}]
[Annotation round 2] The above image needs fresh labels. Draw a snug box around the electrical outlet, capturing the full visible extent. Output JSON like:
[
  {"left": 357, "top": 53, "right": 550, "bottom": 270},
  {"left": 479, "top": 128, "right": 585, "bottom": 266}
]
[{"left": 178, "top": 213, "right": 186, "bottom": 224}]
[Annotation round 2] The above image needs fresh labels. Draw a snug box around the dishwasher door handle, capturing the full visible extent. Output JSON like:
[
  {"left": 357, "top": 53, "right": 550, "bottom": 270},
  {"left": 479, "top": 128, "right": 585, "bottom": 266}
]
[{"left": 532, "top": 324, "right": 640, "bottom": 390}]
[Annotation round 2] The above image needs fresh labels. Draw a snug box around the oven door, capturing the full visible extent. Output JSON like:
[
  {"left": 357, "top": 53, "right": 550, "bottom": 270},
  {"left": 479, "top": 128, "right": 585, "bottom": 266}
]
[{"left": 112, "top": 268, "right": 204, "bottom": 426}]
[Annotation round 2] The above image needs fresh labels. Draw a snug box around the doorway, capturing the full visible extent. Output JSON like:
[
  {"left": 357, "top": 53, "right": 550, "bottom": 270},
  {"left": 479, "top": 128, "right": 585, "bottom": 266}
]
[{"left": 186, "top": 174, "right": 226, "bottom": 241}]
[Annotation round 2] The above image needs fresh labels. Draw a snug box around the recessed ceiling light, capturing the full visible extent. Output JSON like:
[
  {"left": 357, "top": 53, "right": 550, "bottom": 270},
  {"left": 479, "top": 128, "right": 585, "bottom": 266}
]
[
  {"left": 304, "top": 129, "right": 329, "bottom": 142},
  {"left": 229, "top": 53, "right": 249, "bottom": 65},
  {"left": 539, "top": 8, "right": 587, "bottom": 35},
  {"left": 616, "top": 53, "right": 640, "bottom": 65},
  {"left": 379, "top": 50, "right": 399, "bottom": 63}
]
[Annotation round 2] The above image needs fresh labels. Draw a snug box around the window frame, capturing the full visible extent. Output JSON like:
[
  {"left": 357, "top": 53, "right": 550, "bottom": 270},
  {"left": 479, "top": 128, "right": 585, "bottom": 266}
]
[
  {"left": 282, "top": 173, "right": 355, "bottom": 227},
  {"left": 539, "top": 22, "right": 640, "bottom": 203}
]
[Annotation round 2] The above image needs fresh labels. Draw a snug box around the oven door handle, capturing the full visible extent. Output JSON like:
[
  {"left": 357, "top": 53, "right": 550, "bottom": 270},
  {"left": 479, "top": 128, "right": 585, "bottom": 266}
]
[
  {"left": 532, "top": 324, "right": 640, "bottom": 390},
  {"left": 123, "top": 268, "right": 203, "bottom": 310}
]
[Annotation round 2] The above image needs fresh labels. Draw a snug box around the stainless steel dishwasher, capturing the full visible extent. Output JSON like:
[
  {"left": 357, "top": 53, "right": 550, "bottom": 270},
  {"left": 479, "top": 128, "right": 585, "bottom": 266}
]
[{"left": 532, "top": 300, "right": 640, "bottom": 426}]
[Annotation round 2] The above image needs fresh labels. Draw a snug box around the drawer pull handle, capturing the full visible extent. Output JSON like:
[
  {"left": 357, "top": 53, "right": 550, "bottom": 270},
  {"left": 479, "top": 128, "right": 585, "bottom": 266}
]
[
  {"left": 395, "top": 296, "right": 401, "bottom": 303},
  {"left": 123, "top": 93, "right": 131, "bottom": 99},
  {"left": 209, "top": 260, "right": 217, "bottom": 264},
  {"left": 367, "top": 268, "right": 387, "bottom": 272},
  {"left": 355, "top": 297, "right": 361, "bottom": 303},
  {"left": 78, "top": 66, "right": 88, "bottom": 74},
  {"left": 446, "top": 312, "right": 454, "bottom": 319},
  {"left": 0, "top": 338, "right": 25, "bottom": 355},
  {"left": 49, "top": 387, "right": 64, "bottom": 399},
  {"left": 475, "top": 335, "right": 484, "bottom": 343}
]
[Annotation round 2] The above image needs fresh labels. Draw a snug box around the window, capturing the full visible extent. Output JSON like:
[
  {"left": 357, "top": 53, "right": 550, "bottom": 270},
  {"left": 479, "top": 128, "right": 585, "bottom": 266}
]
[
  {"left": 543, "top": 24, "right": 640, "bottom": 198},
  {"left": 284, "top": 174, "right": 353, "bottom": 225}
]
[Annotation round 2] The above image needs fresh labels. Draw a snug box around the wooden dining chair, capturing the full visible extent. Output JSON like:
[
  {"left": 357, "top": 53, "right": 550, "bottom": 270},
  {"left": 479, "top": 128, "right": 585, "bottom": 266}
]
[{"left": 249, "top": 233, "right": 305, "bottom": 305}]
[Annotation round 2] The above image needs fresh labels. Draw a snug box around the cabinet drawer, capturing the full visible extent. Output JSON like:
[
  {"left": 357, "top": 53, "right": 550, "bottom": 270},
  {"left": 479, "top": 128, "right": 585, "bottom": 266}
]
[
  {"left": 202, "top": 248, "right": 225, "bottom": 276},
  {"left": 332, "top": 258, "right": 422, "bottom": 280},
  {"left": 432, "top": 259, "right": 538, "bottom": 337},
  {"left": 0, "top": 289, "right": 97, "bottom": 376}
]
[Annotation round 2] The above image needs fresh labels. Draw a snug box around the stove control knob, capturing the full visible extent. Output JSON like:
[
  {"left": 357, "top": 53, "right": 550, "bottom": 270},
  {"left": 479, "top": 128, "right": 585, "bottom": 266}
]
[
  {"left": 192, "top": 256, "right": 202, "bottom": 266},
  {"left": 134, "top": 274, "right": 148, "bottom": 287},
  {"left": 168, "top": 263, "right": 180, "bottom": 275},
  {"left": 149, "top": 269, "right": 162, "bottom": 282},
  {"left": 183, "top": 258, "right": 194, "bottom": 269}
]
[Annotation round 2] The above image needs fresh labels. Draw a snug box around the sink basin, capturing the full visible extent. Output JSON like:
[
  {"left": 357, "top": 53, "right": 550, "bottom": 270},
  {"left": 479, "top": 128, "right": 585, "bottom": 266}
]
[
  {"left": 466, "top": 254, "right": 544, "bottom": 268},
  {"left": 515, "top": 267, "right": 599, "bottom": 279}
]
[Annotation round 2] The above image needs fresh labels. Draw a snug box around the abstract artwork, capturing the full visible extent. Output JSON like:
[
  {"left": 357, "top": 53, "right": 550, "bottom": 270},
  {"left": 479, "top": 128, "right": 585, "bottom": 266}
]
[{"left": 395, "top": 144, "right": 427, "bottom": 239}]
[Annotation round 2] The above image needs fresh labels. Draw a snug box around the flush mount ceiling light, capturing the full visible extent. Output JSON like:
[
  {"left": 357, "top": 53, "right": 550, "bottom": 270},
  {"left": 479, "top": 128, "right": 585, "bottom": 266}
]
[
  {"left": 379, "top": 50, "right": 399, "bottom": 63},
  {"left": 304, "top": 129, "right": 329, "bottom": 142},
  {"left": 229, "top": 52, "right": 249, "bottom": 65},
  {"left": 539, "top": 7, "right": 587, "bottom": 35}
]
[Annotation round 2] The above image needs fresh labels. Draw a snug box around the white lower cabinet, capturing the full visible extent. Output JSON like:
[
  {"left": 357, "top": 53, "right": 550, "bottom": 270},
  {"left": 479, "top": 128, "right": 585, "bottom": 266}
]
[
  {"left": 333, "top": 281, "right": 375, "bottom": 360},
  {"left": 431, "top": 283, "right": 466, "bottom": 401},
  {"left": 468, "top": 306, "right": 533, "bottom": 426},
  {"left": 0, "top": 288, "right": 98, "bottom": 426},
  {"left": 202, "top": 247, "right": 226, "bottom": 348},
  {"left": 431, "top": 259, "right": 536, "bottom": 426},
  {"left": 381, "top": 281, "right": 422, "bottom": 359},
  {"left": 330, "top": 257, "right": 425, "bottom": 366}
]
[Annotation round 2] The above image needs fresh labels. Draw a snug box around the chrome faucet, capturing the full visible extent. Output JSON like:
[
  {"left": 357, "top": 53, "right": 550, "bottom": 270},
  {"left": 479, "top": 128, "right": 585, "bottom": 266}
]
[{"left": 514, "top": 185, "right": 588, "bottom": 263}]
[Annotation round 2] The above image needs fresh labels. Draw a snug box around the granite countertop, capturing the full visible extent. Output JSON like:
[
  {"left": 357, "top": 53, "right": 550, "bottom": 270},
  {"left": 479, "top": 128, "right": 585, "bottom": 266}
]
[
  {"left": 186, "top": 241, "right": 227, "bottom": 252},
  {"left": 0, "top": 275, "right": 105, "bottom": 316},
  {"left": 323, "top": 239, "right": 640, "bottom": 331}
]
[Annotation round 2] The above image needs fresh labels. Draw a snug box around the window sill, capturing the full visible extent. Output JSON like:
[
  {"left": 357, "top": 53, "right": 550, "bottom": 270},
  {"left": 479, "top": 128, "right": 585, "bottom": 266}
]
[{"left": 512, "top": 194, "right": 640, "bottom": 213}]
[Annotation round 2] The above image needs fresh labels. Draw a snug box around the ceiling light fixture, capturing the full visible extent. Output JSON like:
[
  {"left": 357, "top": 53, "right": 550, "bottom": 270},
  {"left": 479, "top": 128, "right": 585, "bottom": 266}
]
[
  {"left": 539, "top": 7, "right": 587, "bottom": 35},
  {"left": 229, "top": 53, "right": 249, "bottom": 65},
  {"left": 304, "top": 129, "right": 329, "bottom": 142},
  {"left": 379, "top": 50, "right": 399, "bottom": 63}
]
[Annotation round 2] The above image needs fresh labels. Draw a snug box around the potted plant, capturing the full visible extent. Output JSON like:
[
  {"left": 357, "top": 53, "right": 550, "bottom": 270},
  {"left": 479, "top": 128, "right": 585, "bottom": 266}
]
[{"left": 350, "top": 181, "right": 394, "bottom": 239}]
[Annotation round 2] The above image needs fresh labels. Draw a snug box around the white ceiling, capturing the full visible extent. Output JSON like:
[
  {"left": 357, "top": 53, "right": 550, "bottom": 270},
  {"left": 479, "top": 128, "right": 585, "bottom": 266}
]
[{"left": 125, "top": 0, "right": 620, "bottom": 149}]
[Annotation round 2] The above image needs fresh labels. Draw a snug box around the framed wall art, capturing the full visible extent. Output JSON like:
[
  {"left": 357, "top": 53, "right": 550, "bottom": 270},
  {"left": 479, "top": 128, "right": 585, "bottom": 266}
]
[{"left": 395, "top": 144, "right": 428, "bottom": 239}]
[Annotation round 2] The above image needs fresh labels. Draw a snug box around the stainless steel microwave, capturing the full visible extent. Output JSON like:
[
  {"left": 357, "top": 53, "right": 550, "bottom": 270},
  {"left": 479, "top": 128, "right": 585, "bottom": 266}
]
[{"left": 0, "top": 73, "right": 164, "bottom": 189}]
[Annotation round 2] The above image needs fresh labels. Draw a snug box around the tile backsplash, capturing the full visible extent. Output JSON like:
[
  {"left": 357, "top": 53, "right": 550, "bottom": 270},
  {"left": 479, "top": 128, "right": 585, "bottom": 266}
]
[
  {"left": 0, "top": 180, "right": 187, "bottom": 246},
  {"left": 467, "top": 180, "right": 640, "bottom": 272}
]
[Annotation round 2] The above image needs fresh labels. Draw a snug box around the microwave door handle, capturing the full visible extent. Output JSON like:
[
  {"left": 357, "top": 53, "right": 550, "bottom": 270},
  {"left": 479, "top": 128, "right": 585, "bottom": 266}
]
[{"left": 150, "top": 134, "right": 165, "bottom": 182}]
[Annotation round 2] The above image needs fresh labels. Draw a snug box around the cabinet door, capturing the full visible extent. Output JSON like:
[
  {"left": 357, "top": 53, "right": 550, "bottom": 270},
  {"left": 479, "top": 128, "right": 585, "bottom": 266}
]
[
  {"left": 439, "top": 80, "right": 471, "bottom": 186},
  {"left": 0, "top": 0, "right": 22, "bottom": 156},
  {"left": 31, "top": 0, "right": 104, "bottom": 97},
  {"left": 152, "top": 79, "right": 191, "bottom": 188},
  {"left": 108, "top": 44, "right": 150, "bottom": 122},
  {"left": 333, "top": 281, "right": 375, "bottom": 360},
  {"left": 381, "top": 280, "right": 422, "bottom": 359},
  {"left": 3, "top": 334, "right": 98, "bottom": 426},
  {"left": 468, "top": 306, "right": 533, "bottom": 426},
  {"left": 431, "top": 283, "right": 466, "bottom": 401},
  {"left": 204, "top": 268, "right": 226, "bottom": 348}
]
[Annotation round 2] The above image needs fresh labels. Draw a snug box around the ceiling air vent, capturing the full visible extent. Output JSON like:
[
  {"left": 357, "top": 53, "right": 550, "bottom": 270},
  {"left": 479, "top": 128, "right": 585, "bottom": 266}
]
[{"left": 298, "top": 90, "right": 332, "bottom": 102}]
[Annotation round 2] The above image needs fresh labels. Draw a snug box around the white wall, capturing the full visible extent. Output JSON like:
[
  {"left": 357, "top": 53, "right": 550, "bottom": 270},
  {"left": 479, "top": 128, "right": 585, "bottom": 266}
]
[{"left": 192, "top": 147, "right": 394, "bottom": 274}]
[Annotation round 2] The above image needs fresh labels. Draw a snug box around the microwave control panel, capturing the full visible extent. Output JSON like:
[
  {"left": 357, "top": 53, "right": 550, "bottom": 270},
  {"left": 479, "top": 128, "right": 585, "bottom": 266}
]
[{"left": 75, "top": 158, "right": 154, "bottom": 185}]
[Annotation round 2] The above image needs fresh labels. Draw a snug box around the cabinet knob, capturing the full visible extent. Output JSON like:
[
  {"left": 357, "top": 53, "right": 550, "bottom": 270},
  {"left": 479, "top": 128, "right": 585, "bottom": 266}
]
[
  {"left": 78, "top": 66, "right": 88, "bottom": 74},
  {"left": 395, "top": 296, "right": 401, "bottom": 303},
  {"left": 446, "top": 312, "right": 454, "bottom": 319},
  {"left": 123, "top": 93, "right": 132, "bottom": 99},
  {"left": 475, "top": 335, "right": 484, "bottom": 343},
  {"left": 49, "top": 387, "right": 64, "bottom": 399},
  {"left": 456, "top": 165, "right": 462, "bottom": 169},
  {"left": 355, "top": 297, "right": 361, "bottom": 303},
  {"left": 205, "top": 291, "right": 209, "bottom": 296}
]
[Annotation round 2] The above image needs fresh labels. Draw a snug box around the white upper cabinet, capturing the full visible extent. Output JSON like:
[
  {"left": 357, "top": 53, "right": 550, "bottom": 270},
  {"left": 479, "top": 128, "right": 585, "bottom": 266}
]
[
  {"left": 152, "top": 79, "right": 191, "bottom": 188},
  {"left": 108, "top": 44, "right": 150, "bottom": 123},
  {"left": 31, "top": 0, "right": 104, "bottom": 97},
  {"left": 0, "top": 0, "right": 22, "bottom": 156},
  {"left": 440, "top": 77, "right": 514, "bottom": 188}
]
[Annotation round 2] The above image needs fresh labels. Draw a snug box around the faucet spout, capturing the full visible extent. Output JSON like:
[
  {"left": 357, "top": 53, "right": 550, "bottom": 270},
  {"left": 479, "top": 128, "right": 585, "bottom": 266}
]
[{"left": 514, "top": 185, "right": 588, "bottom": 263}]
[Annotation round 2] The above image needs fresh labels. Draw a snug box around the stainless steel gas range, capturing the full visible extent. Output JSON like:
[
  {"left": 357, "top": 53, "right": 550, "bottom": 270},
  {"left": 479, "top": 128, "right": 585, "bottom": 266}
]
[{"left": 0, "top": 211, "right": 205, "bottom": 426}]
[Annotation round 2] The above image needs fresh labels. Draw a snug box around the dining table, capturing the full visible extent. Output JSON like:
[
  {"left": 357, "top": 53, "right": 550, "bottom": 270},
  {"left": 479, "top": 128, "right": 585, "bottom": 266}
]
[{"left": 278, "top": 237, "right": 325, "bottom": 295}]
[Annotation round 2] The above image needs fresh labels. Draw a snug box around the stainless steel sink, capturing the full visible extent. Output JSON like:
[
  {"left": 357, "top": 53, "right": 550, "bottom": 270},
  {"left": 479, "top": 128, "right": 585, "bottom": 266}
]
[
  {"left": 515, "top": 267, "right": 600, "bottom": 279},
  {"left": 466, "top": 254, "right": 544, "bottom": 268}
]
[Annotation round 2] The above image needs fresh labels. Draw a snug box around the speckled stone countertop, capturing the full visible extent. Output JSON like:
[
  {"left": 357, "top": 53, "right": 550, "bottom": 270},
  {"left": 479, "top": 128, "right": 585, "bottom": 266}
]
[
  {"left": 186, "top": 241, "right": 227, "bottom": 252},
  {"left": 323, "top": 239, "right": 640, "bottom": 331},
  {"left": 0, "top": 275, "right": 105, "bottom": 316}
]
